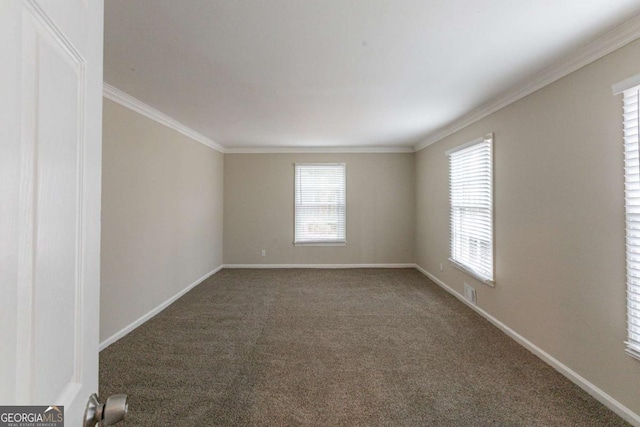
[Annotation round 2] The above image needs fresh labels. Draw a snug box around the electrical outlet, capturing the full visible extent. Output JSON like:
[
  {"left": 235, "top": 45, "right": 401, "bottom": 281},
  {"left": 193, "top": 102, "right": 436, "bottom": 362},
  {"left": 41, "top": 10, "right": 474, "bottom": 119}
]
[
  {"left": 439, "top": 263, "right": 443, "bottom": 272},
  {"left": 261, "top": 249, "right": 266, "bottom": 257},
  {"left": 463, "top": 283, "right": 477, "bottom": 305}
]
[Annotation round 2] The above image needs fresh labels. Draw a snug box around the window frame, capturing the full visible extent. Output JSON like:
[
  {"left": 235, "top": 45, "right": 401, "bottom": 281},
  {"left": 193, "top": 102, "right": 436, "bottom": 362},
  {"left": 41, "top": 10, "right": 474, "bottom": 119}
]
[
  {"left": 446, "top": 133, "right": 495, "bottom": 286},
  {"left": 293, "top": 162, "right": 347, "bottom": 246},
  {"left": 613, "top": 74, "right": 640, "bottom": 362}
]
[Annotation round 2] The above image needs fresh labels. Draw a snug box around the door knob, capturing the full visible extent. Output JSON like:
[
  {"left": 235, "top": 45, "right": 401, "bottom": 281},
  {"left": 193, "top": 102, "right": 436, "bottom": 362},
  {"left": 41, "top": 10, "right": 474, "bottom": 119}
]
[{"left": 84, "top": 393, "right": 129, "bottom": 426}]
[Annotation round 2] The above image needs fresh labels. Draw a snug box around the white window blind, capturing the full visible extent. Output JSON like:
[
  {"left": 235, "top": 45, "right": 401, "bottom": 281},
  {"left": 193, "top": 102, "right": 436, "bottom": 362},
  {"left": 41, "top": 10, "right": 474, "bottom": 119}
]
[
  {"left": 447, "top": 134, "right": 494, "bottom": 285},
  {"left": 294, "top": 163, "right": 346, "bottom": 245},
  {"left": 617, "top": 81, "right": 640, "bottom": 360}
]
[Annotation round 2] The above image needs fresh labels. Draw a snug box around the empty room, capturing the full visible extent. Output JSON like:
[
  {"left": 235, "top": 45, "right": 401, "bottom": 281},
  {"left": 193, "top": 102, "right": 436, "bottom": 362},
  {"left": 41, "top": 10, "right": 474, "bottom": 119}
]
[{"left": 4, "top": 0, "right": 640, "bottom": 426}]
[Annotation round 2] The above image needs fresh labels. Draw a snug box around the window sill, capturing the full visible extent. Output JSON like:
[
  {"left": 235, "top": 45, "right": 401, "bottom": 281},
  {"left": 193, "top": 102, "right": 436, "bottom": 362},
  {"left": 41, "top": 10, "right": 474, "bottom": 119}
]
[
  {"left": 294, "top": 241, "right": 346, "bottom": 247},
  {"left": 625, "top": 347, "right": 640, "bottom": 362},
  {"left": 449, "top": 258, "right": 495, "bottom": 287}
]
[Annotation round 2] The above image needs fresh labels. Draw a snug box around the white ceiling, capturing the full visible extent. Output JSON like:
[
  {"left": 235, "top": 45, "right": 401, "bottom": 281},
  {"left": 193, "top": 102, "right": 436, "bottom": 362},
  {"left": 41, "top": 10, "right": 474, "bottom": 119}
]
[{"left": 104, "top": 1, "right": 640, "bottom": 150}]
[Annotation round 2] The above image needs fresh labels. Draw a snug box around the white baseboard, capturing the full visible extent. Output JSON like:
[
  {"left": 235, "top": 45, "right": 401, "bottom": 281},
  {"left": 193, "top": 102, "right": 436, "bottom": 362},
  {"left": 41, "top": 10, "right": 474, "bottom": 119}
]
[
  {"left": 414, "top": 265, "right": 640, "bottom": 427},
  {"left": 222, "top": 263, "right": 415, "bottom": 269},
  {"left": 99, "top": 265, "right": 224, "bottom": 351}
]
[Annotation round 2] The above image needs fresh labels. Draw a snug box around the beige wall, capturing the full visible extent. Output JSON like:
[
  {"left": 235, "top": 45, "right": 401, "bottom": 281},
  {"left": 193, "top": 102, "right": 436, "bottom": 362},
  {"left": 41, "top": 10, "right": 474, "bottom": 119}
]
[
  {"left": 100, "top": 99, "right": 224, "bottom": 343},
  {"left": 224, "top": 153, "right": 415, "bottom": 265},
  {"left": 416, "top": 39, "right": 640, "bottom": 414}
]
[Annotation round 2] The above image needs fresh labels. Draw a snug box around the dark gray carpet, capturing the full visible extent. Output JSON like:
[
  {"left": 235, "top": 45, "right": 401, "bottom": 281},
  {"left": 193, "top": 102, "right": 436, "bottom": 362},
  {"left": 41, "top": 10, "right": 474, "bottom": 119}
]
[{"left": 100, "top": 268, "right": 629, "bottom": 426}]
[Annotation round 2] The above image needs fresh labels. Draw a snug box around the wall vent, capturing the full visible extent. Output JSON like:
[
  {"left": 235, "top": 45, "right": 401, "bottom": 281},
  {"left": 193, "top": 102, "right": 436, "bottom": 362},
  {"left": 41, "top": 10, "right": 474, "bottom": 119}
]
[{"left": 463, "top": 283, "right": 477, "bottom": 305}]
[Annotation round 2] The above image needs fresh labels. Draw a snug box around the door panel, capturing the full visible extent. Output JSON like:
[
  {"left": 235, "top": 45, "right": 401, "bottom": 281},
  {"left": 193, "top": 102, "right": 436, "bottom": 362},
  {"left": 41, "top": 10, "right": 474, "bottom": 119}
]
[{"left": 33, "top": 14, "right": 82, "bottom": 402}]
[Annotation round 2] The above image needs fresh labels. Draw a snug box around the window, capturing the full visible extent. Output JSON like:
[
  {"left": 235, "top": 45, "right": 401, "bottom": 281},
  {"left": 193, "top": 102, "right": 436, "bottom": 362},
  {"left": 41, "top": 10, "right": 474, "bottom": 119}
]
[
  {"left": 294, "top": 163, "right": 346, "bottom": 245},
  {"left": 447, "top": 134, "right": 494, "bottom": 285},
  {"left": 614, "top": 74, "right": 640, "bottom": 360}
]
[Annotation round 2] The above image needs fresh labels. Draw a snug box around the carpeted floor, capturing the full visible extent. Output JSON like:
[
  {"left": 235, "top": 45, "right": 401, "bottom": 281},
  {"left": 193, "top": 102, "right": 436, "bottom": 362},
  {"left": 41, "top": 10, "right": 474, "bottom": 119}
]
[{"left": 100, "top": 268, "right": 629, "bottom": 426}]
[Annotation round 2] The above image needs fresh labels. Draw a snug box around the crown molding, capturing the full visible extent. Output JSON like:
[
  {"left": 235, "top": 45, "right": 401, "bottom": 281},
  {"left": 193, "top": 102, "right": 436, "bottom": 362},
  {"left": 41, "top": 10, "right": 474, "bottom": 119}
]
[
  {"left": 103, "top": 83, "right": 412, "bottom": 154},
  {"left": 224, "top": 145, "right": 415, "bottom": 154},
  {"left": 103, "top": 83, "right": 225, "bottom": 153},
  {"left": 106, "top": 10, "right": 640, "bottom": 156},
  {"left": 415, "top": 14, "right": 640, "bottom": 152}
]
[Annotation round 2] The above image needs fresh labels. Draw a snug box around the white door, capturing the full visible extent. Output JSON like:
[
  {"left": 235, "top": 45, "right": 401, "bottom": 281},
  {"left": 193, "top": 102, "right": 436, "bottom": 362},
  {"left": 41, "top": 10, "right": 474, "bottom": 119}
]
[{"left": 0, "top": 0, "right": 104, "bottom": 425}]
